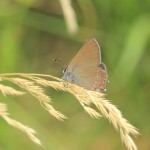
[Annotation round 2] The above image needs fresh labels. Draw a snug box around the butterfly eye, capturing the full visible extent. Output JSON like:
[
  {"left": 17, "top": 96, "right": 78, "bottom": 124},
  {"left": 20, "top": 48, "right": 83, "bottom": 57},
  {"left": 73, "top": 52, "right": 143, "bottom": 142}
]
[{"left": 63, "top": 68, "right": 67, "bottom": 74}]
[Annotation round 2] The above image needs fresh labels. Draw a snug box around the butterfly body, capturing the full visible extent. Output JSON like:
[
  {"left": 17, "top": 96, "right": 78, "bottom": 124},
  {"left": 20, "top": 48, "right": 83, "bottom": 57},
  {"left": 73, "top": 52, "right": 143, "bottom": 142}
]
[
  {"left": 62, "top": 38, "right": 108, "bottom": 92},
  {"left": 62, "top": 69, "right": 78, "bottom": 85}
]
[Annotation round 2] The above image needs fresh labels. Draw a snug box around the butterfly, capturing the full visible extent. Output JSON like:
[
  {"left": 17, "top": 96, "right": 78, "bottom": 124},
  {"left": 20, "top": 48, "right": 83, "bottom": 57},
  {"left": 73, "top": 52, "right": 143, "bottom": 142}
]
[{"left": 62, "top": 38, "right": 108, "bottom": 92}]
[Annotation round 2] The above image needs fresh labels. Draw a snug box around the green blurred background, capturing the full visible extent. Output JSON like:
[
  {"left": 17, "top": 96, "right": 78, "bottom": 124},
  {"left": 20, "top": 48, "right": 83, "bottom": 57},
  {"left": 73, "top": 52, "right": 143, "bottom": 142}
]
[{"left": 0, "top": 0, "right": 150, "bottom": 150}]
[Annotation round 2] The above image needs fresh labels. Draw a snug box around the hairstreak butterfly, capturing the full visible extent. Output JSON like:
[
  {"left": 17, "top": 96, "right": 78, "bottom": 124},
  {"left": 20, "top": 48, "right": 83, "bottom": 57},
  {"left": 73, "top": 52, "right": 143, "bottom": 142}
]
[{"left": 62, "top": 38, "right": 108, "bottom": 92}]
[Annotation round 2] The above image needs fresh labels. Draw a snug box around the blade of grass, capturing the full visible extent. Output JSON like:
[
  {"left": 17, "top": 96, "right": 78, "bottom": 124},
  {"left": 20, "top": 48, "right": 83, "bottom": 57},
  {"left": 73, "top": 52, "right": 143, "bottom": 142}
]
[{"left": 114, "top": 15, "right": 150, "bottom": 85}]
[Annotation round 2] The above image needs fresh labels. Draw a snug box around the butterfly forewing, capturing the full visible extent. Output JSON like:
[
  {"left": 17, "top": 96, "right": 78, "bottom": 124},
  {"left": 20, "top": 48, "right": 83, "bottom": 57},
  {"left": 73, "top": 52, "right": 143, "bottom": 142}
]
[{"left": 68, "top": 38, "right": 101, "bottom": 71}]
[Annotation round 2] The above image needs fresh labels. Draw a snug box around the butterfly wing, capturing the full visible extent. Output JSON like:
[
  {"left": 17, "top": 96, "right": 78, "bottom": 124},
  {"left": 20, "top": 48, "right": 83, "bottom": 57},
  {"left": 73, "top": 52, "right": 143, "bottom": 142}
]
[{"left": 67, "top": 38, "right": 107, "bottom": 91}]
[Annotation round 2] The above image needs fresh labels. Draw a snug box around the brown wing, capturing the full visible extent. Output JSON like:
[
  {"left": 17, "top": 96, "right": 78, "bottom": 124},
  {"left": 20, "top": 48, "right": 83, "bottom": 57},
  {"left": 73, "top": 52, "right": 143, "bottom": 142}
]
[
  {"left": 68, "top": 38, "right": 107, "bottom": 91},
  {"left": 68, "top": 38, "right": 101, "bottom": 70}
]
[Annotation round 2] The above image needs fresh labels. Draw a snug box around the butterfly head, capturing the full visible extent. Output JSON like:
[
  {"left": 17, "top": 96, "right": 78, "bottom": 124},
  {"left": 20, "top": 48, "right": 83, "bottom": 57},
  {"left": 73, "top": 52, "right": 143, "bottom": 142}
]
[{"left": 63, "top": 67, "right": 67, "bottom": 74}]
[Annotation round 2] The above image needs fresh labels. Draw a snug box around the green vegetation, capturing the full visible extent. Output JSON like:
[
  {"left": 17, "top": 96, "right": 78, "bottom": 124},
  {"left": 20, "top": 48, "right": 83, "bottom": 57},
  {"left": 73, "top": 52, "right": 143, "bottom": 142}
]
[{"left": 0, "top": 0, "right": 150, "bottom": 150}]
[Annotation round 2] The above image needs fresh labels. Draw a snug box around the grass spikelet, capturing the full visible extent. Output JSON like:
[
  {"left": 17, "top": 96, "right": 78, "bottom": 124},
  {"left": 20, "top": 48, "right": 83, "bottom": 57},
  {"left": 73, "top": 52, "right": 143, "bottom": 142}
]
[
  {"left": 0, "top": 84, "right": 25, "bottom": 97},
  {"left": 0, "top": 103, "right": 41, "bottom": 145},
  {"left": 0, "top": 73, "right": 139, "bottom": 149},
  {"left": 81, "top": 105, "right": 102, "bottom": 118},
  {"left": 1, "top": 77, "right": 66, "bottom": 121},
  {"left": 57, "top": 79, "right": 139, "bottom": 150}
]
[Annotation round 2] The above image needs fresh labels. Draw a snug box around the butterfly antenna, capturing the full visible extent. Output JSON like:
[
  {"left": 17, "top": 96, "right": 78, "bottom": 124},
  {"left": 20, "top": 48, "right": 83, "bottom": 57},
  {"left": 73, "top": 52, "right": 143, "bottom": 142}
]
[{"left": 53, "top": 58, "right": 66, "bottom": 70}]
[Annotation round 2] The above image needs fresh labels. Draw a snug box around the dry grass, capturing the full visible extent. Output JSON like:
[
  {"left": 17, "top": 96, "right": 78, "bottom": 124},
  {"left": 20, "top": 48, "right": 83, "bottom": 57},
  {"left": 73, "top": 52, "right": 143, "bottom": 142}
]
[
  {"left": 0, "top": 73, "right": 139, "bottom": 150},
  {"left": 0, "top": 103, "right": 41, "bottom": 145},
  {"left": 59, "top": 0, "right": 78, "bottom": 34}
]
